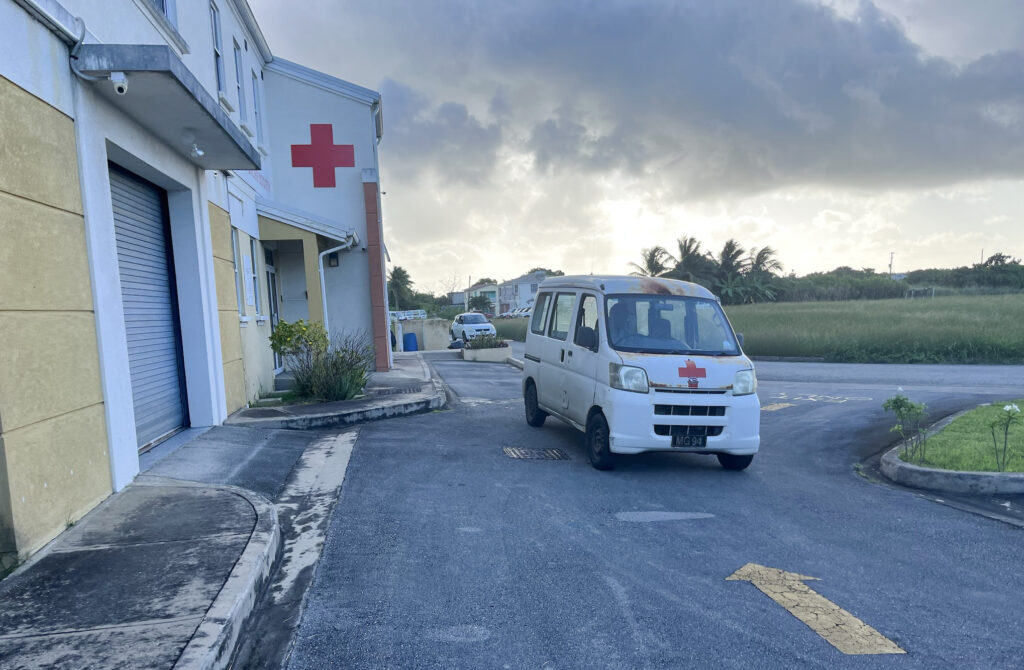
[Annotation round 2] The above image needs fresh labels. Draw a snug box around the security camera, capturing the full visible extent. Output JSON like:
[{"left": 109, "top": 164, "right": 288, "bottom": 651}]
[{"left": 110, "top": 72, "right": 128, "bottom": 96}]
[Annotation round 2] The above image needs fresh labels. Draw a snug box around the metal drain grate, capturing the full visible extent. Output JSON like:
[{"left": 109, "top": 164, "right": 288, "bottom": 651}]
[{"left": 502, "top": 447, "right": 569, "bottom": 460}]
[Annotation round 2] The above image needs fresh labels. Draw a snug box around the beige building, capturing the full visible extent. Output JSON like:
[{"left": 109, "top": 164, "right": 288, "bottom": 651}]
[{"left": 0, "top": 0, "right": 389, "bottom": 571}]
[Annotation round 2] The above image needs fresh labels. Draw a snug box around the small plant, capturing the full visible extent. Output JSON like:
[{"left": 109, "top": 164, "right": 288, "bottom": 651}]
[
  {"left": 269, "top": 320, "right": 328, "bottom": 365},
  {"left": 883, "top": 393, "right": 928, "bottom": 463},
  {"left": 269, "top": 323, "right": 373, "bottom": 402},
  {"left": 465, "top": 334, "right": 507, "bottom": 349},
  {"left": 990, "top": 403, "right": 1021, "bottom": 472}
]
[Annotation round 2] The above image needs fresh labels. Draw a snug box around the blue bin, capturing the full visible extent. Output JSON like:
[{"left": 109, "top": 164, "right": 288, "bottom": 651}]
[{"left": 402, "top": 332, "right": 418, "bottom": 352}]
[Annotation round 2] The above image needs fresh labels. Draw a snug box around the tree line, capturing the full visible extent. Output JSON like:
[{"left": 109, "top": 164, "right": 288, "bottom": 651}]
[{"left": 629, "top": 238, "right": 1023, "bottom": 304}]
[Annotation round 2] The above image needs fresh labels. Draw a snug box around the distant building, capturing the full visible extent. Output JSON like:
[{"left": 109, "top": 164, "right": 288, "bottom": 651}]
[
  {"left": 467, "top": 282, "right": 498, "bottom": 313},
  {"left": 498, "top": 271, "right": 546, "bottom": 313},
  {"left": 448, "top": 290, "right": 466, "bottom": 307}
]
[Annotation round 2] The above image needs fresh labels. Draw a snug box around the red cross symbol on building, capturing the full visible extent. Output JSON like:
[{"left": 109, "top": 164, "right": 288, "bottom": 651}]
[
  {"left": 679, "top": 360, "right": 707, "bottom": 388},
  {"left": 290, "top": 124, "right": 354, "bottom": 188}
]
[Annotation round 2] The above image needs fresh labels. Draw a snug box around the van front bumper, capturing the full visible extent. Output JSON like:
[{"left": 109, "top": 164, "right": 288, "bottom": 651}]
[{"left": 601, "top": 387, "right": 760, "bottom": 456}]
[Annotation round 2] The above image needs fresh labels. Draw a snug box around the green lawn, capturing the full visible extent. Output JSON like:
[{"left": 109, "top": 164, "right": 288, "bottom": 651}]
[
  {"left": 725, "top": 294, "right": 1024, "bottom": 364},
  {"left": 901, "top": 400, "right": 1024, "bottom": 472},
  {"left": 494, "top": 317, "right": 528, "bottom": 342}
]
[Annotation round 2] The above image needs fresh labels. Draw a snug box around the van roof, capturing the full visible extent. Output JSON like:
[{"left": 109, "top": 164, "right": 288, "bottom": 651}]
[{"left": 538, "top": 275, "right": 717, "bottom": 299}]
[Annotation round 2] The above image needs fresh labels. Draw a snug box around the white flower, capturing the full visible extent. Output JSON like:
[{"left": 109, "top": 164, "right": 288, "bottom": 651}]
[{"left": 1005, "top": 404, "right": 1021, "bottom": 414}]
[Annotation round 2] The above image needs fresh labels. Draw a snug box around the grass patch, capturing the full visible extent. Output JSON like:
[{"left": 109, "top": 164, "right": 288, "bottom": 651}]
[
  {"left": 901, "top": 400, "right": 1024, "bottom": 472},
  {"left": 494, "top": 317, "right": 528, "bottom": 342},
  {"left": 725, "top": 294, "right": 1024, "bottom": 364}
]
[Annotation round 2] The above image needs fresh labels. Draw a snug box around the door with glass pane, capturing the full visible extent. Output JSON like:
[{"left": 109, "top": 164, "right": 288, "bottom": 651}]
[{"left": 265, "top": 249, "right": 284, "bottom": 370}]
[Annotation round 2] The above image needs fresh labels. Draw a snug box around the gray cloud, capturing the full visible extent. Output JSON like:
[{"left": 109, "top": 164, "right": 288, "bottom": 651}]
[{"left": 379, "top": 79, "right": 502, "bottom": 186}]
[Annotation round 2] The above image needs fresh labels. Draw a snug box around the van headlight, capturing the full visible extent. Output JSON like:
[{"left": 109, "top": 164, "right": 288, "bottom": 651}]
[
  {"left": 610, "top": 363, "right": 649, "bottom": 393},
  {"left": 733, "top": 369, "right": 757, "bottom": 396}
]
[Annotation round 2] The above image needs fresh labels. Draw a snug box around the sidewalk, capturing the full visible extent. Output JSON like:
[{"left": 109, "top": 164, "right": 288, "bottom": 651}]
[
  {"left": 0, "top": 478, "right": 277, "bottom": 670},
  {"left": 226, "top": 352, "right": 446, "bottom": 430},
  {"left": 0, "top": 353, "right": 445, "bottom": 669}
]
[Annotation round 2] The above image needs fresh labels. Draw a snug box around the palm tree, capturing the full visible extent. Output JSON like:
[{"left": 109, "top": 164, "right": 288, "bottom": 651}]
[
  {"left": 667, "top": 236, "right": 716, "bottom": 284},
  {"left": 715, "top": 239, "right": 747, "bottom": 280},
  {"left": 748, "top": 246, "right": 783, "bottom": 277},
  {"left": 629, "top": 246, "right": 675, "bottom": 277},
  {"left": 388, "top": 266, "right": 414, "bottom": 310}
]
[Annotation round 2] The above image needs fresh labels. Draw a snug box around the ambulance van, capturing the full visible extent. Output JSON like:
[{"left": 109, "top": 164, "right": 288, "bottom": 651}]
[{"left": 522, "top": 275, "right": 760, "bottom": 470}]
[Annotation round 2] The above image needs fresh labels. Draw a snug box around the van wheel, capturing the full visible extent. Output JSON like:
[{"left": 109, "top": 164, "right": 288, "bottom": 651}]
[
  {"left": 524, "top": 381, "right": 547, "bottom": 427},
  {"left": 586, "top": 413, "right": 615, "bottom": 470},
  {"left": 717, "top": 453, "right": 754, "bottom": 471}
]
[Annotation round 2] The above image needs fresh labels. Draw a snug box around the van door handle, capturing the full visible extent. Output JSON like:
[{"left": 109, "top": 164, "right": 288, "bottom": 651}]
[{"left": 560, "top": 349, "right": 565, "bottom": 362}]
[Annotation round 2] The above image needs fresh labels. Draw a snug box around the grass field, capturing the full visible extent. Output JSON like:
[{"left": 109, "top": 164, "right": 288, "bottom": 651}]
[
  {"left": 494, "top": 318, "right": 529, "bottom": 342},
  {"left": 902, "top": 400, "right": 1024, "bottom": 472},
  {"left": 725, "top": 294, "right": 1024, "bottom": 364}
]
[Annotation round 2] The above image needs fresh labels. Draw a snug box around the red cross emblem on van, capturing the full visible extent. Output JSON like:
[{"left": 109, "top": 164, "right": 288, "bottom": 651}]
[{"left": 679, "top": 360, "right": 706, "bottom": 388}]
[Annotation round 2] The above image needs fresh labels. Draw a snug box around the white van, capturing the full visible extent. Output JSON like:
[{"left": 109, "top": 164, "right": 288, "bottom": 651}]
[{"left": 522, "top": 275, "right": 760, "bottom": 470}]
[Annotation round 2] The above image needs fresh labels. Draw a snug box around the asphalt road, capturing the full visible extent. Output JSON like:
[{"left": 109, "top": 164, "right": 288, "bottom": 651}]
[{"left": 287, "top": 355, "right": 1024, "bottom": 669}]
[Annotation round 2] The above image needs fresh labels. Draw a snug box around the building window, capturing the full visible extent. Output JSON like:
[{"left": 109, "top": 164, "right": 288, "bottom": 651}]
[
  {"left": 233, "top": 41, "right": 247, "bottom": 121},
  {"left": 210, "top": 3, "right": 225, "bottom": 93},
  {"left": 251, "top": 71, "right": 262, "bottom": 143},
  {"left": 249, "top": 238, "right": 261, "bottom": 314},
  {"left": 231, "top": 227, "right": 244, "bottom": 314}
]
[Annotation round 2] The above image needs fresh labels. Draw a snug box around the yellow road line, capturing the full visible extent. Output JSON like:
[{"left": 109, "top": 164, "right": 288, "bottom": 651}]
[
  {"left": 761, "top": 403, "right": 795, "bottom": 412},
  {"left": 727, "top": 563, "right": 905, "bottom": 655}
]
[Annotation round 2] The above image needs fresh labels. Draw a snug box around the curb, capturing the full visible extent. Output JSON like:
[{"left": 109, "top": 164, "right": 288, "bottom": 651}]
[
  {"left": 227, "top": 379, "right": 447, "bottom": 431},
  {"left": 878, "top": 409, "right": 1024, "bottom": 495},
  {"left": 132, "top": 478, "right": 281, "bottom": 670},
  {"left": 506, "top": 356, "right": 524, "bottom": 370}
]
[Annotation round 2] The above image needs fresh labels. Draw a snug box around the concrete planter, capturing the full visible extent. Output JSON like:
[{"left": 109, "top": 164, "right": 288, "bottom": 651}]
[
  {"left": 881, "top": 446, "right": 1024, "bottom": 495},
  {"left": 462, "top": 346, "right": 511, "bottom": 363}
]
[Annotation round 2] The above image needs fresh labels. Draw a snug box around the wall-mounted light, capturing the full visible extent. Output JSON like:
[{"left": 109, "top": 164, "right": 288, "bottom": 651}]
[
  {"left": 327, "top": 252, "right": 339, "bottom": 267},
  {"left": 190, "top": 143, "right": 205, "bottom": 160}
]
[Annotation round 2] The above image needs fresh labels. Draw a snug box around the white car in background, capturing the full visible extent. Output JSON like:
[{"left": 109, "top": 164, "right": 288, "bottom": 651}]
[{"left": 451, "top": 312, "right": 497, "bottom": 341}]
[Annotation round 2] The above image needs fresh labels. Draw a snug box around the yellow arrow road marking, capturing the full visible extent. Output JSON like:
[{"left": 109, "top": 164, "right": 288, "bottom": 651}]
[
  {"left": 727, "top": 563, "right": 905, "bottom": 655},
  {"left": 761, "top": 403, "right": 795, "bottom": 412}
]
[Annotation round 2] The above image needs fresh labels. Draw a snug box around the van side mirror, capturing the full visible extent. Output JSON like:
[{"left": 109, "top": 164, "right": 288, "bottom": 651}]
[{"left": 737, "top": 333, "right": 744, "bottom": 347}]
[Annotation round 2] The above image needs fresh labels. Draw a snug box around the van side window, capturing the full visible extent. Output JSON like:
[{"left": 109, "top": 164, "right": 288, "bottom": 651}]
[
  {"left": 548, "top": 293, "right": 576, "bottom": 341},
  {"left": 531, "top": 293, "right": 551, "bottom": 334},
  {"left": 573, "top": 294, "right": 599, "bottom": 350}
]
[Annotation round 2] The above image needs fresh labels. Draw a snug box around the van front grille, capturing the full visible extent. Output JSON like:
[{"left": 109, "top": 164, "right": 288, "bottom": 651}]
[
  {"left": 654, "top": 405, "right": 726, "bottom": 417},
  {"left": 654, "top": 425, "right": 724, "bottom": 438}
]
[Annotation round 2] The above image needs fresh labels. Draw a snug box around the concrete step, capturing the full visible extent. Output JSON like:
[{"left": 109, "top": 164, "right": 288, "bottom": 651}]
[{"left": 274, "top": 373, "right": 295, "bottom": 392}]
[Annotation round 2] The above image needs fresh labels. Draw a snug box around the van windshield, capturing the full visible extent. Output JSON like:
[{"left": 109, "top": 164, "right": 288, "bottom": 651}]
[{"left": 605, "top": 294, "right": 740, "bottom": 356}]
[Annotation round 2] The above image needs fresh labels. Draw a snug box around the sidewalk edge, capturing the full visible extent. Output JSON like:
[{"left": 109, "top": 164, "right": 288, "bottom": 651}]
[{"left": 135, "top": 478, "right": 281, "bottom": 670}]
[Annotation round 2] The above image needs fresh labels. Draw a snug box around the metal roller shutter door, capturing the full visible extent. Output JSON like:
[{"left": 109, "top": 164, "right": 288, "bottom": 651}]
[{"left": 109, "top": 165, "right": 188, "bottom": 450}]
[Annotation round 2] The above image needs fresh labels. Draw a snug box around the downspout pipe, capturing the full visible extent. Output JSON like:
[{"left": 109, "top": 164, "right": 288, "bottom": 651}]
[{"left": 318, "top": 232, "right": 360, "bottom": 339}]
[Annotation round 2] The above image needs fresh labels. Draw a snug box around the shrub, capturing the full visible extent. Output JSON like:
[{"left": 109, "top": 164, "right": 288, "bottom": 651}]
[
  {"left": 270, "top": 322, "right": 373, "bottom": 401},
  {"left": 883, "top": 394, "right": 928, "bottom": 463},
  {"left": 466, "top": 334, "right": 508, "bottom": 349}
]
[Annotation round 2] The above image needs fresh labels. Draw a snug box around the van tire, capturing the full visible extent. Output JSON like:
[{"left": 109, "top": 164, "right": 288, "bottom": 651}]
[
  {"left": 717, "top": 453, "right": 754, "bottom": 471},
  {"left": 586, "top": 413, "right": 615, "bottom": 470},
  {"left": 524, "top": 381, "right": 547, "bottom": 427}
]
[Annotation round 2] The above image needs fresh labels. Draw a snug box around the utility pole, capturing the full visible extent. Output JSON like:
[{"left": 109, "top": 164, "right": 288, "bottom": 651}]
[{"left": 888, "top": 252, "right": 894, "bottom": 279}]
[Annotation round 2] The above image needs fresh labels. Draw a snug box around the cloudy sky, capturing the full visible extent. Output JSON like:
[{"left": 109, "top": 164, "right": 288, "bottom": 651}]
[{"left": 248, "top": 0, "right": 1023, "bottom": 292}]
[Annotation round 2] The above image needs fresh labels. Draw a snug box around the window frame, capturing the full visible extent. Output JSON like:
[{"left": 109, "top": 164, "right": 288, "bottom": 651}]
[
  {"left": 547, "top": 292, "right": 577, "bottom": 342},
  {"left": 210, "top": 3, "right": 225, "bottom": 93},
  {"left": 230, "top": 227, "right": 244, "bottom": 314},
  {"left": 248, "top": 238, "right": 261, "bottom": 315},
  {"left": 573, "top": 293, "right": 600, "bottom": 351},
  {"left": 233, "top": 40, "right": 247, "bottom": 121},
  {"left": 251, "top": 70, "right": 262, "bottom": 144},
  {"left": 530, "top": 292, "right": 552, "bottom": 335}
]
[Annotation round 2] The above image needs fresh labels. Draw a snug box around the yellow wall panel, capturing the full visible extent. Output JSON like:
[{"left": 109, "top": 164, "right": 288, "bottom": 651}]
[
  {"left": 0, "top": 312, "right": 103, "bottom": 432},
  {"left": 0, "top": 192, "right": 92, "bottom": 311},
  {"left": 0, "top": 75, "right": 82, "bottom": 214},
  {"left": 2, "top": 404, "right": 111, "bottom": 557},
  {"left": 223, "top": 358, "right": 246, "bottom": 414},
  {"left": 214, "top": 257, "right": 240, "bottom": 314},
  {"left": 208, "top": 202, "right": 233, "bottom": 262},
  {"left": 218, "top": 310, "right": 243, "bottom": 364}
]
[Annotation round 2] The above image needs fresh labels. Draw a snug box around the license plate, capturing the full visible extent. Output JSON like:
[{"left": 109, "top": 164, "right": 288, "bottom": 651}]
[{"left": 672, "top": 435, "right": 707, "bottom": 448}]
